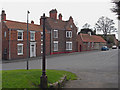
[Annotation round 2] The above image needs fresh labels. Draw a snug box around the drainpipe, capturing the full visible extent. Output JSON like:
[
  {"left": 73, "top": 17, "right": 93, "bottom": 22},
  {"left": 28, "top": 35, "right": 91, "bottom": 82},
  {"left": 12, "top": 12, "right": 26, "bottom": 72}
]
[
  {"left": 50, "top": 29, "right": 53, "bottom": 55},
  {"left": 9, "top": 29, "right": 11, "bottom": 60}
]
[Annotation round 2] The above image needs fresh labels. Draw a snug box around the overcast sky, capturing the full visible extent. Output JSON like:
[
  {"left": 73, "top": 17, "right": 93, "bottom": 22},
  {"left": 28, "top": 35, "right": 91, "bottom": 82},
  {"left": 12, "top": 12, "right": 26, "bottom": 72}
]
[{"left": 0, "top": 0, "right": 119, "bottom": 40}]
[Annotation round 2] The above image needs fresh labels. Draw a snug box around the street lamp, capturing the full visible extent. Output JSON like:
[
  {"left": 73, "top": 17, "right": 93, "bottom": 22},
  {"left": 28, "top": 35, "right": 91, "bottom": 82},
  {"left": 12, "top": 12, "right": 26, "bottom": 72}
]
[
  {"left": 40, "top": 13, "right": 48, "bottom": 88},
  {"left": 27, "top": 11, "right": 30, "bottom": 70}
]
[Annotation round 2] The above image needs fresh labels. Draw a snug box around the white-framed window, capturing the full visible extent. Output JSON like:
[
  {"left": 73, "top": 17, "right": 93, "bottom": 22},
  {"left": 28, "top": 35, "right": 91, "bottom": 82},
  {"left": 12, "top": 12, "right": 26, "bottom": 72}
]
[
  {"left": 17, "top": 30, "right": 23, "bottom": 41},
  {"left": 54, "top": 30, "right": 58, "bottom": 38},
  {"left": 66, "top": 42, "right": 72, "bottom": 50},
  {"left": 53, "top": 41, "right": 58, "bottom": 51},
  {"left": 92, "top": 42, "right": 94, "bottom": 47},
  {"left": 41, "top": 32, "right": 43, "bottom": 41},
  {"left": 41, "top": 43, "right": 43, "bottom": 53},
  {"left": 66, "top": 31, "right": 72, "bottom": 38},
  {"left": 88, "top": 42, "right": 90, "bottom": 47},
  {"left": 4, "top": 31, "right": 6, "bottom": 38},
  {"left": 17, "top": 43, "right": 23, "bottom": 55},
  {"left": 30, "top": 31, "right": 35, "bottom": 41}
]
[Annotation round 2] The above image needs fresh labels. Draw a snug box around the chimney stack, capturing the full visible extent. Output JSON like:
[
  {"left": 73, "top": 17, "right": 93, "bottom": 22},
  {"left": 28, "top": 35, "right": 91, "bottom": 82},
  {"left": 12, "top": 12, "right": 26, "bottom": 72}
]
[
  {"left": 49, "top": 9, "right": 57, "bottom": 19},
  {"left": 58, "top": 13, "right": 62, "bottom": 20},
  {"left": 1, "top": 10, "right": 6, "bottom": 21},
  {"left": 69, "top": 16, "right": 73, "bottom": 23},
  {"left": 40, "top": 16, "right": 43, "bottom": 25},
  {"left": 31, "top": 20, "right": 34, "bottom": 24}
]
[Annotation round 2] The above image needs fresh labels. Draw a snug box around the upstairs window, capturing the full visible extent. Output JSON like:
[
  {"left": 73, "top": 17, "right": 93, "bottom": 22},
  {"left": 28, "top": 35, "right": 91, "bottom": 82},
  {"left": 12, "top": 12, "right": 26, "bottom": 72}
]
[
  {"left": 54, "top": 30, "right": 58, "bottom": 38},
  {"left": 66, "top": 31, "right": 72, "bottom": 38},
  {"left": 41, "top": 32, "right": 43, "bottom": 41},
  {"left": 30, "top": 31, "right": 35, "bottom": 41},
  {"left": 17, "top": 30, "right": 23, "bottom": 41},
  {"left": 4, "top": 31, "right": 6, "bottom": 38}
]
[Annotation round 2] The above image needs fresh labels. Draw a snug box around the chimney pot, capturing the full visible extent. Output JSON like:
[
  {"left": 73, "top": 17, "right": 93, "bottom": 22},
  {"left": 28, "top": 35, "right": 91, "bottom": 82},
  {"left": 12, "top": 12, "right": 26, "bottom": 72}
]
[
  {"left": 58, "top": 13, "right": 62, "bottom": 20},
  {"left": 31, "top": 20, "right": 34, "bottom": 24}
]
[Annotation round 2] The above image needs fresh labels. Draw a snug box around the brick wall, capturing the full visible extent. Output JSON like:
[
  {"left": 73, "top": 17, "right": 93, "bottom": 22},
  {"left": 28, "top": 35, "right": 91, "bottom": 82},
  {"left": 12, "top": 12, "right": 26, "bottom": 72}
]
[{"left": 2, "top": 22, "right": 9, "bottom": 60}]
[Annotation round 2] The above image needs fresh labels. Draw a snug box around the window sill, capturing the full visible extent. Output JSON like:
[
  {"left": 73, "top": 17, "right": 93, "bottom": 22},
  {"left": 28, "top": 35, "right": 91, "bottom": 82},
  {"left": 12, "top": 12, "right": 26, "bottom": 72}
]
[
  {"left": 18, "top": 39, "right": 23, "bottom": 41},
  {"left": 66, "top": 37, "right": 72, "bottom": 38},
  {"left": 53, "top": 50, "right": 58, "bottom": 51},
  {"left": 66, "top": 49, "right": 72, "bottom": 50},
  {"left": 30, "top": 40, "right": 35, "bottom": 41},
  {"left": 18, "top": 53, "right": 23, "bottom": 55}
]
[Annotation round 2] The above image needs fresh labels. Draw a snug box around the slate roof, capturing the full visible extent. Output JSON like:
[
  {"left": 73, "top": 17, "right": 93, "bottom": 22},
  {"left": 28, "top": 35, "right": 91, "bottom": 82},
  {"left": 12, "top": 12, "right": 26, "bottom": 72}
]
[
  {"left": 80, "top": 33, "right": 106, "bottom": 43},
  {"left": 4, "top": 20, "right": 43, "bottom": 31},
  {"left": 45, "top": 17, "right": 77, "bottom": 30}
]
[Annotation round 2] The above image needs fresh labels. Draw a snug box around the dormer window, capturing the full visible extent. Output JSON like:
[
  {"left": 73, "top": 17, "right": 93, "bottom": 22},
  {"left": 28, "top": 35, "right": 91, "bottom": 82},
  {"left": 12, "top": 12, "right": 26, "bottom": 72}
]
[
  {"left": 66, "top": 31, "right": 72, "bottom": 38},
  {"left": 54, "top": 30, "right": 58, "bottom": 38},
  {"left": 30, "top": 31, "right": 35, "bottom": 41},
  {"left": 17, "top": 30, "right": 23, "bottom": 41}
]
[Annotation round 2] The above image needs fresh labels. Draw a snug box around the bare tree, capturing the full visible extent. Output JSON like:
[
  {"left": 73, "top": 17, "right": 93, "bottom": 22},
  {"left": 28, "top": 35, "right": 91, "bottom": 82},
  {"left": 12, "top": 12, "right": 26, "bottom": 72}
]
[
  {"left": 95, "top": 16, "right": 117, "bottom": 36},
  {"left": 112, "top": 0, "right": 120, "bottom": 20},
  {"left": 82, "top": 23, "right": 90, "bottom": 29}
]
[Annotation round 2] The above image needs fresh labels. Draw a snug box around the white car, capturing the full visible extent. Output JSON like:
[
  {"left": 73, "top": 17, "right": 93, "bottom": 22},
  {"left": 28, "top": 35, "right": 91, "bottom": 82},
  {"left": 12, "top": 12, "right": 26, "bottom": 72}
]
[{"left": 112, "top": 45, "right": 117, "bottom": 49}]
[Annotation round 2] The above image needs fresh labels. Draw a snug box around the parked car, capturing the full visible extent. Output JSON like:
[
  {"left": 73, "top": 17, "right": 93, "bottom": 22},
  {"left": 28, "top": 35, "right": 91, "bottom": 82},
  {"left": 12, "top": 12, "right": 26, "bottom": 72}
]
[
  {"left": 101, "top": 46, "right": 109, "bottom": 51},
  {"left": 112, "top": 45, "right": 117, "bottom": 49}
]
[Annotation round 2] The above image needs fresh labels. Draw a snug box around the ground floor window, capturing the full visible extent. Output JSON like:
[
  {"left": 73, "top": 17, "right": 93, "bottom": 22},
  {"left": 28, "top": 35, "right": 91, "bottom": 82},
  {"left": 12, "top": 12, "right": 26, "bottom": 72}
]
[
  {"left": 92, "top": 42, "right": 94, "bottom": 47},
  {"left": 41, "top": 43, "right": 43, "bottom": 53},
  {"left": 66, "top": 42, "right": 72, "bottom": 50},
  {"left": 17, "top": 43, "right": 23, "bottom": 55},
  {"left": 54, "top": 41, "right": 58, "bottom": 51},
  {"left": 88, "top": 42, "right": 90, "bottom": 47}
]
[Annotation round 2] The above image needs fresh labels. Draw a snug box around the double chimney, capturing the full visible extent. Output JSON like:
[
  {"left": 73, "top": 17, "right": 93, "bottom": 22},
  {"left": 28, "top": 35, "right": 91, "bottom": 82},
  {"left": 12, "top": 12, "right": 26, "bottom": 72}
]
[
  {"left": 49, "top": 9, "right": 62, "bottom": 20},
  {"left": 1, "top": 10, "right": 6, "bottom": 21}
]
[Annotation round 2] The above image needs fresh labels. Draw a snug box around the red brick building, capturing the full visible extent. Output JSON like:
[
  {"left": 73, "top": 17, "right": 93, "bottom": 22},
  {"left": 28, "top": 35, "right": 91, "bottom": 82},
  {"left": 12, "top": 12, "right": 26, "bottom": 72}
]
[
  {"left": 1, "top": 10, "right": 50, "bottom": 60},
  {"left": 77, "top": 33, "right": 106, "bottom": 52},
  {"left": 40, "top": 9, "right": 78, "bottom": 54}
]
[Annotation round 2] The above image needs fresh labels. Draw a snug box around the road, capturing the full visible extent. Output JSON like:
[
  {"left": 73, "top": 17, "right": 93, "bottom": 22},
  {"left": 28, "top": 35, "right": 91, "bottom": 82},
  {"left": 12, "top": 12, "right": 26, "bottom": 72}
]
[{"left": 2, "top": 49, "right": 118, "bottom": 88}]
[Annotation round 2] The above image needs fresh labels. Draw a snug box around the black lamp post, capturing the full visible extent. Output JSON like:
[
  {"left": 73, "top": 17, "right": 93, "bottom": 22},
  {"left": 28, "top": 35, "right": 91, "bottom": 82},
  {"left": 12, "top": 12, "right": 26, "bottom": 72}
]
[
  {"left": 40, "top": 13, "right": 48, "bottom": 88},
  {"left": 27, "top": 11, "right": 30, "bottom": 70}
]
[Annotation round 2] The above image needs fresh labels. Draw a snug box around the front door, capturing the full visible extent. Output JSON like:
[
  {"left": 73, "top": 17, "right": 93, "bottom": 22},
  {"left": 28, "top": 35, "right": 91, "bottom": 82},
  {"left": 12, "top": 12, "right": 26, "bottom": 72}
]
[{"left": 30, "top": 42, "right": 36, "bottom": 57}]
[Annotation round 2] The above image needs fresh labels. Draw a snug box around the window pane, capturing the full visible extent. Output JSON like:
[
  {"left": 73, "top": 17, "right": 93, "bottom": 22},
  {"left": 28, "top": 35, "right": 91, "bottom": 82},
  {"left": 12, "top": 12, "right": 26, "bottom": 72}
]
[
  {"left": 54, "top": 30, "right": 58, "bottom": 38},
  {"left": 54, "top": 43, "right": 58, "bottom": 51},
  {"left": 70, "top": 43, "right": 72, "bottom": 49},
  {"left": 70, "top": 32, "right": 72, "bottom": 37},
  {"left": 31, "top": 33, "right": 35, "bottom": 40},
  {"left": 67, "top": 32, "right": 69, "bottom": 37},
  {"left": 66, "top": 43, "right": 69, "bottom": 50},
  {"left": 41, "top": 44, "right": 43, "bottom": 53},
  {"left": 18, "top": 46, "right": 22, "bottom": 53},
  {"left": 18, "top": 32, "right": 22, "bottom": 40}
]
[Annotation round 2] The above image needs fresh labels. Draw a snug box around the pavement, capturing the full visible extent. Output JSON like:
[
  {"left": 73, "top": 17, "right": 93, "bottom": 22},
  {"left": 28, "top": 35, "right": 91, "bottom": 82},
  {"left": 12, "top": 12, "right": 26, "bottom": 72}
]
[
  {"left": 2, "top": 50, "right": 99, "bottom": 64},
  {"left": 2, "top": 49, "right": 119, "bottom": 88}
]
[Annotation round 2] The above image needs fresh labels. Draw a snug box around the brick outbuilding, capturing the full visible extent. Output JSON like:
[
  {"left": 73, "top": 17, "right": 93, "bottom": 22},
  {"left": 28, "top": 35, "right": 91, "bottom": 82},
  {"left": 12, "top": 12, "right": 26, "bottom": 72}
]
[{"left": 77, "top": 33, "right": 106, "bottom": 52}]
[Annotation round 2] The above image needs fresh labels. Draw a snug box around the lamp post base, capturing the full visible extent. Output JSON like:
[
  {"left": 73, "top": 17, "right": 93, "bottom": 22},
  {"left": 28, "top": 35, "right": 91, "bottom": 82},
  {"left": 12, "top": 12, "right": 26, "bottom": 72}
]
[{"left": 40, "top": 75, "right": 48, "bottom": 88}]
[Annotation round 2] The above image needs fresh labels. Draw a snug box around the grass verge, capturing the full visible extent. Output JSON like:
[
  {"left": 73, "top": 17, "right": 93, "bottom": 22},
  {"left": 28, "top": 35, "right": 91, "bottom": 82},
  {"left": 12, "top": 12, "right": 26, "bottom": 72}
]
[{"left": 2, "top": 69, "right": 77, "bottom": 88}]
